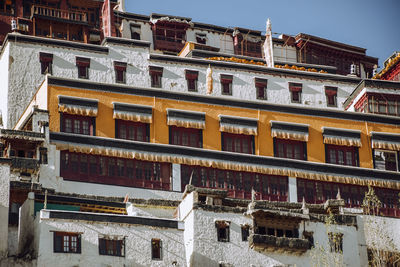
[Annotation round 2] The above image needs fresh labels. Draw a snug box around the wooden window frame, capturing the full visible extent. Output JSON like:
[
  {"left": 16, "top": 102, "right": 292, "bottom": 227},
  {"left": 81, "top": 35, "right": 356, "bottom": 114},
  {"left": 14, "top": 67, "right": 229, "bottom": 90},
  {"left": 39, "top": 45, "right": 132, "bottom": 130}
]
[
  {"left": 185, "top": 70, "right": 199, "bottom": 92},
  {"left": 221, "top": 132, "right": 254, "bottom": 154},
  {"left": 169, "top": 126, "right": 202, "bottom": 148},
  {"left": 39, "top": 52, "right": 53, "bottom": 75},
  {"left": 115, "top": 120, "right": 149, "bottom": 142},
  {"left": 60, "top": 114, "right": 95, "bottom": 136},
  {"left": 255, "top": 78, "right": 268, "bottom": 100},
  {"left": 76, "top": 57, "right": 90, "bottom": 79},
  {"left": 325, "top": 144, "right": 359, "bottom": 167},
  {"left": 241, "top": 225, "right": 250, "bottom": 241},
  {"left": 151, "top": 238, "right": 162, "bottom": 260},
  {"left": 274, "top": 138, "right": 307, "bottom": 160},
  {"left": 99, "top": 237, "right": 125, "bottom": 257},
  {"left": 220, "top": 74, "right": 233, "bottom": 95},
  {"left": 114, "top": 61, "right": 127, "bottom": 84},
  {"left": 289, "top": 82, "right": 302, "bottom": 103},
  {"left": 325, "top": 86, "right": 338, "bottom": 107},
  {"left": 180, "top": 165, "right": 288, "bottom": 201},
  {"left": 149, "top": 66, "right": 163, "bottom": 88},
  {"left": 216, "top": 221, "right": 230, "bottom": 242},
  {"left": 53, "top": 232, "right": 81, "bottom": 254},
  {"left": 373, "top": 149, "right": 399, "bottom": 172},
  {"left": 60, "top": 151, "right": 170, "bottom": 190}
]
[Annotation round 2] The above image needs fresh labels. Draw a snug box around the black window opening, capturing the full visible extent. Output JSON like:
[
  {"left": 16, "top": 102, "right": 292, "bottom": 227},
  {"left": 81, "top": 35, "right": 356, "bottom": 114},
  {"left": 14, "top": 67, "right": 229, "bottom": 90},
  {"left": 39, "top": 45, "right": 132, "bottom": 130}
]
[
  {"left": 114, "top": 61, "right": 127, "bottom": 84},
  {"left": 216, "top": 221, "right": 230, "bottom": 242},
  {"left": 151, "top": 239, "right": 162, "bottom": 260},
  {"left": 150, "top": 66, "right": 163, "bottom": 88},
  {"left": 99, "top": 237, "right": 125, "bottom": 257},
  {"left": 255, "top": 78, "right": 268, "bottom": 100},
  {"left": 289, "top": 82, "right": 302, "bottom": 103},
  {"left": 53, "top": 232, "right": 81, "bottom": 253},
  {"left": 221, "top": 74, "right": 233, "bottom": 95},
  {"left": 39, "top": 52, "right": 53, "bottom": 75},
  {"left": 185, "top": 70, "right": 199, "bottom": 92},
  {"left": 325, "top": 86, "right": 338, "bottom": 107},
  {"left": 76, "top": 57, "right": 90, "bottom": 79}
]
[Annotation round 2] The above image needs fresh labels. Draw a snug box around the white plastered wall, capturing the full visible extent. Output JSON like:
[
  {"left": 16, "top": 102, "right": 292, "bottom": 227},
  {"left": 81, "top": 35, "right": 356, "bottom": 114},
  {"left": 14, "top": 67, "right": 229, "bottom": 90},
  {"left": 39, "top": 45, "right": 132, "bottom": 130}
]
[
  {"left": 0, "top": 43, "right": 10, "bottom": 128},
  {"left": 0, "top": 163, "right": 11, "bottom": 258}
]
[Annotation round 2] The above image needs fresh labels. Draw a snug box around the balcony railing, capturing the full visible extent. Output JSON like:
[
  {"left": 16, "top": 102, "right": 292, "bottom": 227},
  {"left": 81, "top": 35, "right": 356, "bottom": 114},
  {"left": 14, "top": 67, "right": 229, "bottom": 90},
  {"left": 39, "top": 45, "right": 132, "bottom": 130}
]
[
  {"left": 249, "top": 234, "right": 310, "bottom": 254},
  {"left": 31, "top": 5, "right": 87, "bottom": 23},
  {"left": 10, "top": 157, "right": 39, "bottom": 171}
]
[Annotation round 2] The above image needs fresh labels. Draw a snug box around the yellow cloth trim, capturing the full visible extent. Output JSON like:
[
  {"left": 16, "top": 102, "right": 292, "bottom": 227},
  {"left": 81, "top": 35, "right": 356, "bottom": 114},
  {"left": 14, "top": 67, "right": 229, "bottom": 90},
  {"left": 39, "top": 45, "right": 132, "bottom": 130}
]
[
  {"left": 271, "top": 131, "right": 308, "bottom": 142},
  {"left": 220, "top": 125, "right": 257, "bottom": 136},
  {"left": 59, "top": 105, "right": 97, "bottom": 117},
  {"left": 167, "top": 118, "right": 205, "bottom": 129},
  {"left": 323, "top": 137, "right": 362, "bottom": 147},
  {"left": 371, "top": 141, "right": 400, "bottom": 151},
  {"left": 113, "top": 112, "right": 152, "bottom": 123}
]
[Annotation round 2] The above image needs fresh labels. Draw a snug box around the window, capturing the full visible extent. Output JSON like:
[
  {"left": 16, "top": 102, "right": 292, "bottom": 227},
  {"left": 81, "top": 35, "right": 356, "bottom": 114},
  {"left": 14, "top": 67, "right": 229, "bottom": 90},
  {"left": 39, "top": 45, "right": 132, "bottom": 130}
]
[
  {"left": 216, "top": 221, "right": 230, "bottom": 242},
  {"left": 374, "top": 150, "right": 399, "bottom": 172},
  {"left": 326, "top": 144, "right": 358, "bottom": 166},
  {"left": 149, "top": 66, "right": 163, "bottom": 88},
  {"left": 61, "top": 114, "right": 95, "bottom": 135},
  {"left": 274, "top": 138, "right": 307, "bottom": 160},
  {"left": 222, "top": 132, "right": 254, "bottom": 154},
  {"left": 99, "top": 237, "right": 125, "bottom": 257},
  {"left": 130, "top": 24, "right": 141, "bottom": 40},
  {"left": 220, "top": 74, "right": 233, "bottom": 95},
  {"left": 39, "top": 52, "right": 53, "bottom": 74},
  {"left": 60, "top": 152, "right": 169, "bottom": 190},
  {"left": 116, "top": 120, "right": 149, "bottom": 142},
  {"left": 241, "top": 225, "right": 250, "bottom": 241},
  {"left": 114, "top": 61, "right": 127, "bottom": 84},
  {"left": 325, "top": 86, "right": 337, "bottom": 107},
  {"left": 328, "top": 232, "right": 343, "bottom": 253},
  {"left": 195, "top": 33, "right": 207, "bottom": 44},
  {"left": 185, "top": 70, "right": 199, "bottom": 92},
  {"left": 170, "top": 126, "right": 202, "bottom": 148},
  {"left": 53, "top": 232, "right": 81, "bottom": 253},
  {"left": 255, "top": 78, "right": 268, "bottom": 100},
  {"left": 151, "top": 239, "right": 162, "bottom": 260},
  {"left": 0, "top": 0, "right": 14, "bottom": 14},
  {"left": 289, "top": 82, "right": 302, "bottom": 103},
  {"left": 76, "top": 57, "right": 90, "bottom": 79}
]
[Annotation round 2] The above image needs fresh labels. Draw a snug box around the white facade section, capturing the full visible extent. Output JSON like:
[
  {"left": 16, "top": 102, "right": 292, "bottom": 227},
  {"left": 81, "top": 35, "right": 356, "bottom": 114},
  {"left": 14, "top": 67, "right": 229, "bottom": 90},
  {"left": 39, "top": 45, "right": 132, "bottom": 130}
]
[
  {"left": 288, "top": 176, "right": 297, "bottom": 203},
  {"left": 2, "top": 35, "right": 360, "bottom": 128},
  {"left": 0, "top": 163, "right": 11, "bottom": 258},
  {"left": 0, "top": 43, "right": 10, "bottom": 128},
  {"left": 172, "top": 163, "right": 182, "bottom": 192},
  {"left": 36, "top": 210, "right": 186, "bottom": 267}
]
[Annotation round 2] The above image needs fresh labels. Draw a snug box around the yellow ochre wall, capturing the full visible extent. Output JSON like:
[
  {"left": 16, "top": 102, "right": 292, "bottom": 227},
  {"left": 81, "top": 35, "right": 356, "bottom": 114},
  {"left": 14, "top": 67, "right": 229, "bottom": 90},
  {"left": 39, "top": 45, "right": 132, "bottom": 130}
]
[{"left": 47, "top": 85, "right": 400, "bottom": 169}]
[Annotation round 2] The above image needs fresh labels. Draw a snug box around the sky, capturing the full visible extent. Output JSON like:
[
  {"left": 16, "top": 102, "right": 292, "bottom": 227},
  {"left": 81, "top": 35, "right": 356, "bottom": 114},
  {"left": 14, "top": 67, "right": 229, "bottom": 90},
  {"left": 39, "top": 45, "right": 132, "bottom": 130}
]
[{"left": 125, "top": 0, "right": 400, "bottom": 69}]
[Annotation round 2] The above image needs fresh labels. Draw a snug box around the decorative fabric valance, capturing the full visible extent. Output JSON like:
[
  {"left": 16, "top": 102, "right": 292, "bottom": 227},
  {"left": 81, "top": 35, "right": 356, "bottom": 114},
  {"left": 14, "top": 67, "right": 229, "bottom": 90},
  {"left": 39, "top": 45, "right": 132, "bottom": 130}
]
[
  {"left": 322, "top": 127, "right": 361, "bottom": 147},
  {"left": 113, "top": 103, "right": 153, "bottom": 123},
  {"left": 219, "top": 115, "right": 258, "bottom": 136},
  {"left": 270, "top": 121, "right": 309, "bottom": 142},
  {"left": 371, "top": 132, "right": 400, "bottom": 151},
  {"left": 58, "top": 95, "right": 98, "bottom": 117},
  {"left": 167, "top": 109, "right": 205, "bottom": 129}
]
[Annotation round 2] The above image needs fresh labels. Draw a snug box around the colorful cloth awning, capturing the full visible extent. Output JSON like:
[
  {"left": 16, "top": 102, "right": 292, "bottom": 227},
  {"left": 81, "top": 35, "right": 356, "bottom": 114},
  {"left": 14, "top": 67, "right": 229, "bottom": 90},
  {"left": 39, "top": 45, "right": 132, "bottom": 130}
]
[
  {"left": 322, "top": 127, "right": 361, "bottom": 147},
  {"left": 167, "top": 109, "right": 206, "bottom": 129},
  {"left": 371, "top": 132, "right": 400, "bottom": 151},
  {"left": 58, "top": 95, "right": 98, "bottom": 117},
  {"left": 113, "top": 103, "right": 153, "bottom": 123},
  {"left": 219, "top": 115, "right": 258, "bottom": 136},
  {"left": 270, "top": 121, "right": 309, "bottom": 141}
]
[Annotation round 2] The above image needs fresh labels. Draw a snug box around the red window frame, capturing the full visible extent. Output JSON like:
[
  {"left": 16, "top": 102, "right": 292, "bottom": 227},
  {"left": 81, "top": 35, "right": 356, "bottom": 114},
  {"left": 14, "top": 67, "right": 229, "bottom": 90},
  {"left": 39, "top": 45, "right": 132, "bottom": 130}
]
[
  {"left": 76, "top": 57, "right": 90, "bottom": 79},
  {"left": 326, "top": 144, "right": 358, "bottom": 166},
  {"left": 289, "top": 82, "right": 302, "bottom": 103},
  {"left": 274, "top": 138, "right": 306, "bottom": 160},
  {"left": 114, "top": 61, "right": 127, "bottom": 84},
  {"left": 61, "top": 114, "right": 95, "bottom": 136},
  {"left": 325, "top": 86, "right": 337, "bottom": 107},
  {"left": 180, "top": 165, "right": 288, "bottom": 201},
  {"left": 185, "top": 70, "right": 198, "bottom": 92},
  {"left": 60, "top": 151, "right": 171, "bottom": 190},
  {"left": 222, "top": 132, "right": 254, "bottom": 154},
  {"left": 99, "top": 237, "right": 125, "bottom": 257},
  {"left": 39, "top": 52, "right": 53, "bottom": 75},
  {"left": 255, "top": 78, "right": 268, "bottom": 100},
  {"left": 53, "top": 232, "right": 81, "bottom": 253},
  {"left": 116, "top": 120, "right": 149, "bottom": 142},
  {"left": 220, "top": 74, "right": 233, "bottom": 95},
  {"left": 149, "top": 66, "right": 163, "bottom": 88},
  {"left": 170, "top": 126, "right": 202, "bottom": 148}
]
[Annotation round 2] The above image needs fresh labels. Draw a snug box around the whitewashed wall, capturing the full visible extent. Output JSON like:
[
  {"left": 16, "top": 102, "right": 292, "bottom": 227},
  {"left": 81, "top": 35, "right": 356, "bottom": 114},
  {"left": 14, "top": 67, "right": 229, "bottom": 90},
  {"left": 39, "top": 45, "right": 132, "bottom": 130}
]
[
  {"left": 36, "top": 210, "right": 186, "bottom": 267},
  {"left": 0, "top": 43, "right": 10, "bottom": 128},
  {"left": 3, "top": 36, "right": 358, "bottom": 128},
  {"left": 0, "top": 163, "right": 11, "bottom": 258}
]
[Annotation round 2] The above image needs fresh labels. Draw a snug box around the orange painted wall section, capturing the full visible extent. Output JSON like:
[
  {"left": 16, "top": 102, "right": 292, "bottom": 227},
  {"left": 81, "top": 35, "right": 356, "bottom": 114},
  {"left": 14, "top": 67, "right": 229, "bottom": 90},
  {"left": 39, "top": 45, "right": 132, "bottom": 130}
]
[{"left": 47, "top": 85, "right": 400, "bottom": 169}]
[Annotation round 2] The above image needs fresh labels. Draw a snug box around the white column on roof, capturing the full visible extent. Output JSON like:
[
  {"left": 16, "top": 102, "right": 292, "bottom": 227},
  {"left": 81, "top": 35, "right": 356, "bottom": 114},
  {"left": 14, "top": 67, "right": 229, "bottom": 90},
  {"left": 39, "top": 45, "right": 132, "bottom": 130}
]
[
  {"left": 172, "top": 164, "right": 181, "bottom": 192},
  {"left": 288, "top": 177, "right": 297, "bottom": 203}
]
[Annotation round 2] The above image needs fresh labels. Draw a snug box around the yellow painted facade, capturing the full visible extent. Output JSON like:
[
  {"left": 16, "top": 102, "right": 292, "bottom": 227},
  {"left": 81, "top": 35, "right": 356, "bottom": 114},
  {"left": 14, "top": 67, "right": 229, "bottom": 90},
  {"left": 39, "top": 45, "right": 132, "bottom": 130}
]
[{"left": 47, "top": 84, "right": 400, "bottom": 169}]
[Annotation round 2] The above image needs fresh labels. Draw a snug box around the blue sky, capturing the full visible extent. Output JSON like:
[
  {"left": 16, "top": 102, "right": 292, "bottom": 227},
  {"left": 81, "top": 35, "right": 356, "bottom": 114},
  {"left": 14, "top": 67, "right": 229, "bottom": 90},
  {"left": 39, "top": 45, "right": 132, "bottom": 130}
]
[{"left": 125, "top": 0, "right": 399, "bottom": 69}]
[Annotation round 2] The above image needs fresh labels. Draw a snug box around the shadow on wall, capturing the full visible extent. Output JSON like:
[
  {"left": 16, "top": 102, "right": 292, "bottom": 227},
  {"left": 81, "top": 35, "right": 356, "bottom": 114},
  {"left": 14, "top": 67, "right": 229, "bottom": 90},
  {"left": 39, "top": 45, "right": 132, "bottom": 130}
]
[{"left": 190, "top": 251, "right": 220, "bottom": 267}]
